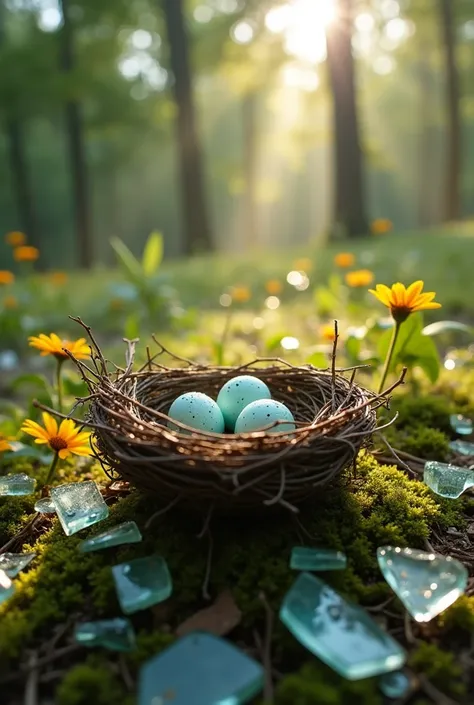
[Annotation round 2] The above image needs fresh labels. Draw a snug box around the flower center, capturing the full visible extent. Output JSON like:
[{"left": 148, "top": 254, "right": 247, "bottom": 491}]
[
  {"left": 49, "top": 436, "right": 68, "bottom": 452},
  {"left": 391, "top": 305, "right": 412, "bottom": 324}
]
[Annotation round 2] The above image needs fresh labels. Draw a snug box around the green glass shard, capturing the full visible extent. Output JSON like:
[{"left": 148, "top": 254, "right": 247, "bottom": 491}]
[
  {"left": 377, "top": 546, "right": 468, "bottom": 622},
  {"left": 378, "top": 670, "right": 410, "bottom": 698},
  {"left": 0, "top": 552, "right": 36, "bottom": 577},
  {"left": 0, "top": 473, "right": 35, "bottom": 496},
  {"left": 74, "top": 618, "right": 136, "bottom": 652},
  {"left": 138, "top": 632, "right": 264, "bottom": 705},
  {"left": 424, "top": 461, "right": 474, "bottom": 499},
  {"left": 280, "top": 572, "right": 405, "bottom": 680},
  {"left": 449, "top": 440, "right": 474, "bottom": 456},
  {"left": 112, "top": 555, "right": 172, "bottom": 615},
  {"left": 34, "top": 497, "right": 56, "bottom": 514},
  {"left": 0, "top": 569, "right": 15, "bottom": 605},
  {"left": 51, "top": 481, "right": 109, "bottom": 536},
  {"left": 290, "top": 547, "right": 347, "bottom": 572},
  {"left": 79, "top": 521, "right": 142, "bottom": 553},
  {"left": 450, "top": 414, "right": 473, "bottom": 435}
]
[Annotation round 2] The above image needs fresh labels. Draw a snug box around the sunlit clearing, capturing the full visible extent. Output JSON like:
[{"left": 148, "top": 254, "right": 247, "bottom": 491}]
[
  {"left": 444, "top": 358, "right": 456, "bottom": 371},
  {"left": 265, "top": 296, "right": 280, "bottom": 310},
  {"left": 281, "top": 336, "right": 300, "bottom": 350},
  {"left": 282, "top": 63, "right": 319, "bottom": 92},
  {"left": 266, "top": 0, "right": 336, "bottom": 64},
  {"left": 286, "top": 270, "right": 305, "bottom": 286}
]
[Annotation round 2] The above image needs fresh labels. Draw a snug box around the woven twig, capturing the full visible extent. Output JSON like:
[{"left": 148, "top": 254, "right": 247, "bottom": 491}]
[{"left": 46, "top": 319, "right": 405, "bottom": 513}]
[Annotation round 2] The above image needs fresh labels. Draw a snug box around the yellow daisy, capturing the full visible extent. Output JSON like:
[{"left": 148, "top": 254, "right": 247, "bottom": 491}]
[
  {"left": 0, "top": 436, "right": 12, "bottom": 453},
  {"left": 369, "top": 280, "right": 441, "bottom": 323},
  {"left": 28, "top": 333, "right": 90, "bottom": 360},
  {"left": 21, "top": 413, "right": 92, "bottom": 459},
  {"left": 13, "top": 245, "right": 39, "bottom": 262}
]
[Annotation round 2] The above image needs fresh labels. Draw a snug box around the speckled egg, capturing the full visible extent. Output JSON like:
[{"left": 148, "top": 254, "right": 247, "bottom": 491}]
[
  {"left": 234, "top": 399, "right": 296, "bottom": 434},
  {"left": 217, "top": 375, "right": 272, "bottom": 430},
  {"left": 167, "top": 392, "right": 225, "bottom": 434}
]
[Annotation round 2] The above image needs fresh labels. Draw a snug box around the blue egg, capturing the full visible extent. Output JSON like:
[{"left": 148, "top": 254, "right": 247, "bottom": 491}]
[
  {"left": 217, "top": 375, "right": 271, "bottom": 430},
  {"left": 234, "top": 399, "right": 296, "bottom": 434},
  {"left": 167, "top": 392, "right": 225, "bottom": 434}
]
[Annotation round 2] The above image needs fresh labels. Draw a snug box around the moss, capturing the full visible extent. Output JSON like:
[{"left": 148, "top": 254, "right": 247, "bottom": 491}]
[
  {"left": 384, "top": 424, "right": 450, "bottom": 461},
  {"left": 409, "top": 643, "right": 466, "bottom": 697},
  {"left": 274, "top": 663, "right": 382, "bottom": 705},
  {"left": 439, "top": 595, "right": 474, "bottom": 633},
  {"left": 386, "top": 395, "right": 453, "bottom": 435},
  {"left": 56, "top": 658, "right": 130, "bottom": 705}
]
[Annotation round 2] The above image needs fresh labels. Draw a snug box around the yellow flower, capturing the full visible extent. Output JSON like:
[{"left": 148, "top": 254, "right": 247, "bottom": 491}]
[
  {"left": 334, "top": 252, "right": 355, "bottom": 268},
  {"left": 231, "top": 285, "right": 251, "bottom": 303},
  {"left": 293, "top": 258, "right": 312, "bottom": 272},
  {"left": 265, "top": 279, "right": 283, "bottom": 295},
  {"left": 21, "top": 413, "right": 92, "bottom": 459},
  {"left": 3, "top": 295, "right": 18, "bottom": 310},
  {"left": 369, "top": 280, "right": 441, "bottom": 323},
  {"left": 371, "top": 218, "right": 393, "bottom": 235},
  {"left": 5, "top": 231, "right": 26, "bottom": 247},
  {"left": 0, "top": 436, "right": 12, "bottom": 453},
  {"left": 345, "top": 269, "right": 374, "bottom": 288},
  {"left": 49, "top": 271, "right": 68, "bottom": 286},
  {"left": 321, "top": 323, "right": 336, "bottom": 342},
  {"left": 0, "top": 271, "right": 14, "bottom": 285},
  {"left": 28, "top": 333, "right": 90, "bottom": 360},
  {"left": 14, "top": 246, "right": 39, "bottom": 262}
]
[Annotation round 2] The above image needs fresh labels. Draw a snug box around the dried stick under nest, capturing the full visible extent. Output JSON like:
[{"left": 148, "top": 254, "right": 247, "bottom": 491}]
[{"left": 49, "top": 318, "right": 406, "bottom": 514}]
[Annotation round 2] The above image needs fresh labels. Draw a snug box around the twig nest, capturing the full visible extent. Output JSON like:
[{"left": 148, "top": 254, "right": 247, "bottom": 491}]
[{"left": 71, "top": 331, "right": 387, "bottom": 513}]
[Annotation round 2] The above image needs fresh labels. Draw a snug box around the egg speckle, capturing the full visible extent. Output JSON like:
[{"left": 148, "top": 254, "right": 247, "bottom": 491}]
[
  {"left": 217, "top": 375, "right": 272, "bottom": 430},
  {"left": 234, "top": 399, "right": 296, "bottom": 434},
  {"left": 167, "top": 392, "right": 225, "bottom": 434}
]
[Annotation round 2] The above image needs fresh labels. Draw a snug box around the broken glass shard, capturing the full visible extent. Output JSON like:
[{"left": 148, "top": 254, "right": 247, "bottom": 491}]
[
  {"left": 450, "top": 414, "right": 473, "bottom": 435},
  {"left": 0, "top": 569, "right": 15, "bottom": 605},
  {"left": 280, "top": 572, "right": 405, "bottom": 680},
  {"left": 424, "top": 461, "right": 474, "bottom": 499},
  {"left": 449, "top": 440, "right": 474, "bottom": 456},
  {"left": 74, "top": 618, "right": 136, "bottom": 652},
  {"left": 378, "top": 670, "right": 410, "bottom": 698},
  {"left": 112, "top": 555, "right": 172, "bottom": 615},
  {"left": 0, "top": 473, "right": 35, "bottom": 496},
  {"left": 79, "top": 521, "right": 142, "bottom": 553},
  {"left": 290, "top": 547, "right": 347, "bottom": 572},
  {"left": 50, "top": 481, "right": 109, "bottom": 536},
  {"left": 138, "top": 632, "right": 264, "bottom": 705},
  {"left": 34, "top": 497, "right": 57, "bottom": 514},
  {"left": 0, "top": 552, "right": 36, "bottom": 578},
  {"left": 377, "top": 546, "right": 468, "bottom": 622}
]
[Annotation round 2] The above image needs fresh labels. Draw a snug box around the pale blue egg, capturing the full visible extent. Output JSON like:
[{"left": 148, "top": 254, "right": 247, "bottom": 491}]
[
  {"left": 235, "top": 399, "right": 296, "bottom": 434},
  {"left": 167, "top": 392, "right": 225, "bottom": 434},
  {"left": 217, "top": 375, "right": 271, "bottom": 430}
]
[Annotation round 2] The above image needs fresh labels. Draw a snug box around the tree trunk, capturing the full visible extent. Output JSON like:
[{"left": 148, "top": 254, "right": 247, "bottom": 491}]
[
  {"left": 58, "top": 0, "right": 93, "bottom": 267},
  {"left": 325, "top": 0, "right": 368, "bottom": 237},
  {"left": 417, "top": 53, "right": 436, "bottom": 227},
  {"left": 242, "top": 91, "right": 257, "bottom": 249},
  {"left": 439, "top": 0, "right": 461, "bottom": 221},
  {"left": 162, "top": 0, "right": 213, "bottom": 254},
  {"left": 0, "top": 3, "right": 37, "bottom": 244}
]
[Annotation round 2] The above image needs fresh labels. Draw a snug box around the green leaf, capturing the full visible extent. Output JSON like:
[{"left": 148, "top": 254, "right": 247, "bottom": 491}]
[
  {"left": 110, "top": 237, "right": 142, "bottom": 283},
  {"left": 5, "top": 442, "right": 53, "bottom": 463},
  {"left": 422, "top": 320, "right": 473, "bottom": 336},
  {"left": 142, "top": 231, "right": 163, "bottom": 277},
  {"left": 10, "top": 373, "right": 51, "bottom": 394},
  {"left": 345, "top": 336, "right": 361, "bottom": 365},
  {"left": 378, "top": 313, "right": 440, "bottom": 383},
  {"left": 62, "top": 375, "right": 89, "bottom": 398},
  {"left": 306, "top": 352, "right": 328, "bottom": 368},
  {"left": 314, "top": 286, "right": 338, "bottom": 316}
]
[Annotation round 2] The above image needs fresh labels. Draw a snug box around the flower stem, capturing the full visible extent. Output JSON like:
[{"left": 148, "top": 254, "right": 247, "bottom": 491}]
[
  {"left": 45, "top": 452, "right": 59, "bottom": 486},
  {"left": 378, "top": 321, "right": 401, "bottom": 394},
  {"left": 56, "top": 359, "right": 64, "bottom": 413}
]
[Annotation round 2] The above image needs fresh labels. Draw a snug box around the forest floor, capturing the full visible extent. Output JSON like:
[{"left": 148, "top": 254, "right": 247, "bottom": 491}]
[{"left": 1, "top": 223, "right": 474, "bottom": 704}]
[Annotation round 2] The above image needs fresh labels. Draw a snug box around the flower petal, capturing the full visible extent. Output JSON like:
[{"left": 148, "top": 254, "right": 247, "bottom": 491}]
[
  {"left": 405, "top": 280, "right": 424, "bottom": 304},
  {"left": 58, "top": 448, "right": 71, "bottom": 459},
  {"left": 42, "top": 412, "right": 58, "bottom": 438},
  {"left": 391, "top": 283, "right": 406, "bottom": 307}
]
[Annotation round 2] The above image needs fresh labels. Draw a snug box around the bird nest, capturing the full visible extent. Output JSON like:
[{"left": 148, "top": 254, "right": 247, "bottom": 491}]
[{"left": 64, "top": 320, "right": 403, "bottom": 514}]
